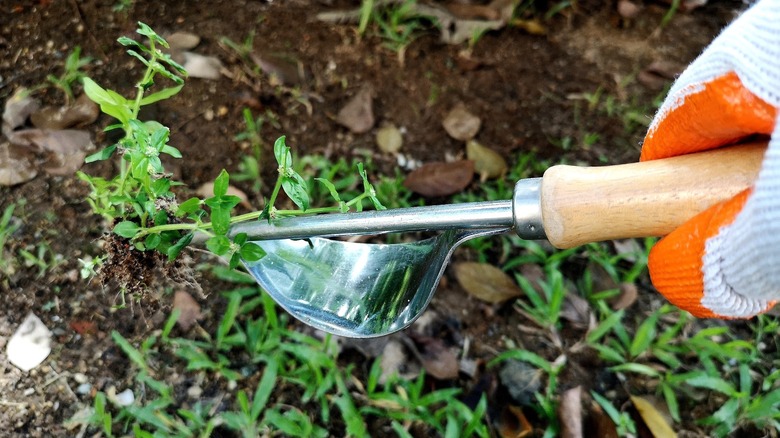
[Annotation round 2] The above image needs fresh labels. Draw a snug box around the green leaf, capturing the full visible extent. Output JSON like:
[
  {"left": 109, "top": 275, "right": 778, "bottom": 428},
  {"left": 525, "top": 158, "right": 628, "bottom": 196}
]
[
  {"left": 629, "top": 313, "right": 658, "bottom": 358},
  {"left": 114, "top": 221, "right": 140, "bottom": 238},
  {"left": 85, "top": 144, "right": 118, "bottom": 163},
  {"left": 240, "top": 243, "right": 266, "bottom": 262},
  {"left": 139, "top": 84, "right": 183, "bottom": 106},
  {"left": 82, "top": 78, "right": 132, "bottom": 124},
  {"left": 167, "top": 233, "right": 194, "bottom": 260},
  {"left": 610, "top": 363, "right": 660, "bottom": 377},
  {"left": 206, "top": 236, "right": 232, "bottom": 255},
  {"left": 177, "top": 197, "right": 203, "bottom": 216},
  {"left": 161, "top": 145, "right": 182, "bottom": 158},
  {"left": 213, "top": 169, "right": 230, "bottom": 197},
  {"left": 687, "top": 375, "right": 740, "bottom": 397},
  {"left": 117, "top": 36, "right": 139, "bottom": 47},
  {"left": 273, "top": 136, "right": 288, "bottom": 165},
  {"left": 281, "top": 174, "right": 310, "bottom": 211},
  {"left": 586, "top": 309, "right": 625, "bottom": 344},
  {"left": 151, "top": 178, "right": 171, "bottom": 197},
  {"left": 488, "top": 349, "right": 551, "bottom": 373},
  {"left": 251, "top": 358, "right": 279, "bottom": 420},
  {"left": 210, "top": 206, "right": 231, "bottom": 236},
  {"left": 314, "top": 178, "right": 341, "bottom": 203},
  {"left": 144, "top": 233, "right": 161, "bottom": 250},
  {"left": 111, "top": 330, "right": 148, "bottom": 372}
]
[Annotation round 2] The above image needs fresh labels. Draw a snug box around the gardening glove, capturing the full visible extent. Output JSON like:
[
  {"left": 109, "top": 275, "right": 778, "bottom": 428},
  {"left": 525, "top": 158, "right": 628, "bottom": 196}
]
[{"left": 640, "top": 0, "right": 780, "bottom": 318}]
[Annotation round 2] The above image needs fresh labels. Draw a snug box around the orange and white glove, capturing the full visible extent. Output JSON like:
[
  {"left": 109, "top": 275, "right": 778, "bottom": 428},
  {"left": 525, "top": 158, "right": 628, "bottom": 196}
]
[{"left": 641, "top": 0, "right": 780, "bottom": 318}]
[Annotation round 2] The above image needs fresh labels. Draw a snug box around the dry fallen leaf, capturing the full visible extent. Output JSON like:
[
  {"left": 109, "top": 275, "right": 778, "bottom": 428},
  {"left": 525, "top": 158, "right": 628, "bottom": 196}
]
[
  {"left": 559, "top": 386, "right": 583, "bottom": 438},
  {"left": 407, "top": 333, "right": 459, "bottom": 380},
  {"left": 511, "top": 19, "right": 547, "bottom": 36},
  {"left": 499, "top": 359, "right": 543, "bottom": 405},
  {"left": 9, "top": 129, "right": 93, "bottom": 176},
  {"left": 30, "top": 93, "right": 99, "bottom": 130},
  {"left": 376, "top": 122, "right": 403, "bottom": 154},
  {"left": 617, "top": 0, "right": 642, "bottom": 19},
  {"left": 610, "top": 282, "right": 638, "bottom": 311},
  {"left": 0, "top": 142, "right": 37, "bottom": 186},
  {"left": 182, "top": 51, "right": 223, "bottom": 80},
  {"left": 455, "top": 262, "right": 522, "bottom": 304},
  {"left": 446, "top": 4, "right": 500, "bottom": 20},
  {"left": 378, "top": 339, "right": 419, "bottom": 384},
  {"left": 630, "top": 395, "right": 677, "bottom": 438},
  {"left": 442, "top": 103, "right": 481, "bottom": 141},
  {"left": 336, "top": 86, "right": 375, "bottom": 134},
  {"left": 2, "top": 88, "right": 39, "bottom": 135},
  {"left": 588, "top": 399, "right": 620, "bottom": 438},
  {"left": 498, "top": 405, "right": 533, "bottom": 438},
  {"left": 403, "top": 160, "right": 474, "bottom": 197},
  {"left": 251, "top": 52, "right": 307, "bottom": 87},
  {"left": 466, "top": 140, "right": 507, "bottom": 181},
  {"left": 560, "top": 292, "right": 592, "bottom": 328},
  {"left": 638, "top": 60, "right": 683, "bottom": 90},
  {"left": 173, "top": 290, "right": 202, "bottom": 331}
]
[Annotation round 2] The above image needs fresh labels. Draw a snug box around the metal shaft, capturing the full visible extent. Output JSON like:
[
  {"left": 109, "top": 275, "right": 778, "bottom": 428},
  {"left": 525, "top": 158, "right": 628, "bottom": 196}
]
[{"left": 229, "top": 178, "right": 545, "bottom": 241}]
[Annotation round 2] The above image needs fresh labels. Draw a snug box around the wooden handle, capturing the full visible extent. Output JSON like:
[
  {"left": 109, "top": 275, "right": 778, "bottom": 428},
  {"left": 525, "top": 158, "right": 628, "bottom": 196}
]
[{"left": 540, "top": 142, "right": 767, "bottom": 249}]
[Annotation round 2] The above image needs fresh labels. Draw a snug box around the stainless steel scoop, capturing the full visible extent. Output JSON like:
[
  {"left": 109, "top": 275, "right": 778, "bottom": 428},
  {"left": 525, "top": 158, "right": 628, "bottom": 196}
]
[{"left": 229, "top": 144, "right": 765, "bottom": 338}]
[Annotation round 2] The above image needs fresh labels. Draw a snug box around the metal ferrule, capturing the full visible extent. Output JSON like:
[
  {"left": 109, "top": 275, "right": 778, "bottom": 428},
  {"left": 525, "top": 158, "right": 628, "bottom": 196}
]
[{"left": 512, "top": 178, "right": 546, "bottom": 240}]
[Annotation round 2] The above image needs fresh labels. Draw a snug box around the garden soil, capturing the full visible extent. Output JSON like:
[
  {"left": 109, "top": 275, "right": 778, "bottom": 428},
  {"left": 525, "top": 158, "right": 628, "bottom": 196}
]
[{"left": 0, "top": 1, "right": 749, "bottom": 436}]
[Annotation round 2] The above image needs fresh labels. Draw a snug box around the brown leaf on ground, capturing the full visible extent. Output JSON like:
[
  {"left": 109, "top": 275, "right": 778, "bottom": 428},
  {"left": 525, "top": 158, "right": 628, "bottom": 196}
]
[
  {"left": 498, "top": 405, "right": 533, "bottom": 438},
  {"left": 560, "top": 292, "right": 592, "bottom": 328},
  {"left": 445, "top": 3, "right": 500, "bottom": 20},
  {"left": 403, "top": 160, "right": 474, "bottom": 197},
  {"left": 638, "top": 60, "right": 684, "bottom": 90},
  {"left": 69, "top": 320, "right": 97, "bottom": 336},
  {"left": 617, "top": 0, "right": 642, "bottom": 19},
  {"left": 0, "top": 142, "right": 37, "bottom": 186},
  {"left": 406, "top": 333, "right": 459, "bottom": 380},
  {"left": 173, "top": 290, "right": 202, "bottom": 331},
  {"left": 251, "top": 52, "right": 307, "bottom": 87},
  {"left": 510, "top": 19, "right": 547, "bottom": 36},
  {"left": 610, "top": 282, "right": 638, "bottom": 311},
  {"left": 630, "top": 395, "right": 677, "bottom": 438},
  {"left": 378, "top": 339, "right": 420, "bottom": 384},
  {"left": 559, "top": 386, "right": 583, "bottom": 438},
  {"left": 588, "top": 399, "right": 619, "bottom": 438},
  {"left": 466, "top": 140, "right": 507, "bottom": 181},
  {"left": 30, "top": 94, "right": 99, "bottom": 130},
  {"left": 336, "top": 86, "right": 374, "bottom": 134},
  {"left": 442, "top": 103, "right": 481, "bottom": 141},
  {"left": 8, "top": 129, "right": 93, "bottom": 176},
  {"left": 2, "top": 88, "right": 39, "bottom": 134},
  {"left": 455, "top": 262, "right": 523, "bottom": 304}
]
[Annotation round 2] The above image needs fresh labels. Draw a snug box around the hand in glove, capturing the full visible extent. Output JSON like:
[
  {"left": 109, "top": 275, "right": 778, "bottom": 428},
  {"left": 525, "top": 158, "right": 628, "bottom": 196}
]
[{"left": 641, "top": 0, "right": 780, "bottom": 318}]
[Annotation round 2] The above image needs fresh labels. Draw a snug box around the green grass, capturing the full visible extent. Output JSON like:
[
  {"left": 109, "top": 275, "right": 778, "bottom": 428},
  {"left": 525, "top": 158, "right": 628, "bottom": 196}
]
[{"left": 82, "top": 286, "right": 490, "bottom": 436}]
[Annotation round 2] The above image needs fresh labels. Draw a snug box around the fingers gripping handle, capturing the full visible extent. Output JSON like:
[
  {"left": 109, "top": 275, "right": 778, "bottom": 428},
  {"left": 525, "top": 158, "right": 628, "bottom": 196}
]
[{"left": 539, "top": 142, "right": 767, "bottom": 249}]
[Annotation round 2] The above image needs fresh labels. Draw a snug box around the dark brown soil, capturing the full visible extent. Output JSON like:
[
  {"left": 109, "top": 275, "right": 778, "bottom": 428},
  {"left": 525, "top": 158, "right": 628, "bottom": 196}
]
[{"left": 0, "top": 1, "right": 747, "bottom": 436}]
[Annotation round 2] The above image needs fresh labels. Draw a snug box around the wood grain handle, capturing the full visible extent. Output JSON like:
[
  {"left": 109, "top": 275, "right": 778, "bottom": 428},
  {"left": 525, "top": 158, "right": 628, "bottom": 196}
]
[{"left": 540, "top": 142, "right": 767, "bottom": 249}]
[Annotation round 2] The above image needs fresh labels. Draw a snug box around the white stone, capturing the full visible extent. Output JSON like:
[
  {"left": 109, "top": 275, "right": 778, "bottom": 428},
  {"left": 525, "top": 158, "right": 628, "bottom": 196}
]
[{"left": 6, "top": 313, "right": 52, "bottom": 372}]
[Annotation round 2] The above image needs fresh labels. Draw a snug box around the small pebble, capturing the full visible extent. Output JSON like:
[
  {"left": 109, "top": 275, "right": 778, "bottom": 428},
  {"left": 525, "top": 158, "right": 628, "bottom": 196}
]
[
  {"left": 203, "top": 109, "right": 214, "bottom": 121},
  {"left": 76, "top": 383, "right": 92, "bottom": 395},
  {"left": 115, "top": 389, "right": 135, "bottom": 406},
  {"left": 23, "top": 388, "right": 35, "bottom": 396},
  {"left": 73, "top": 373, "right": 88, "bottom": 384},
  {"left": 187, "top": 385, "right": 203, "bottom": 399}
]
